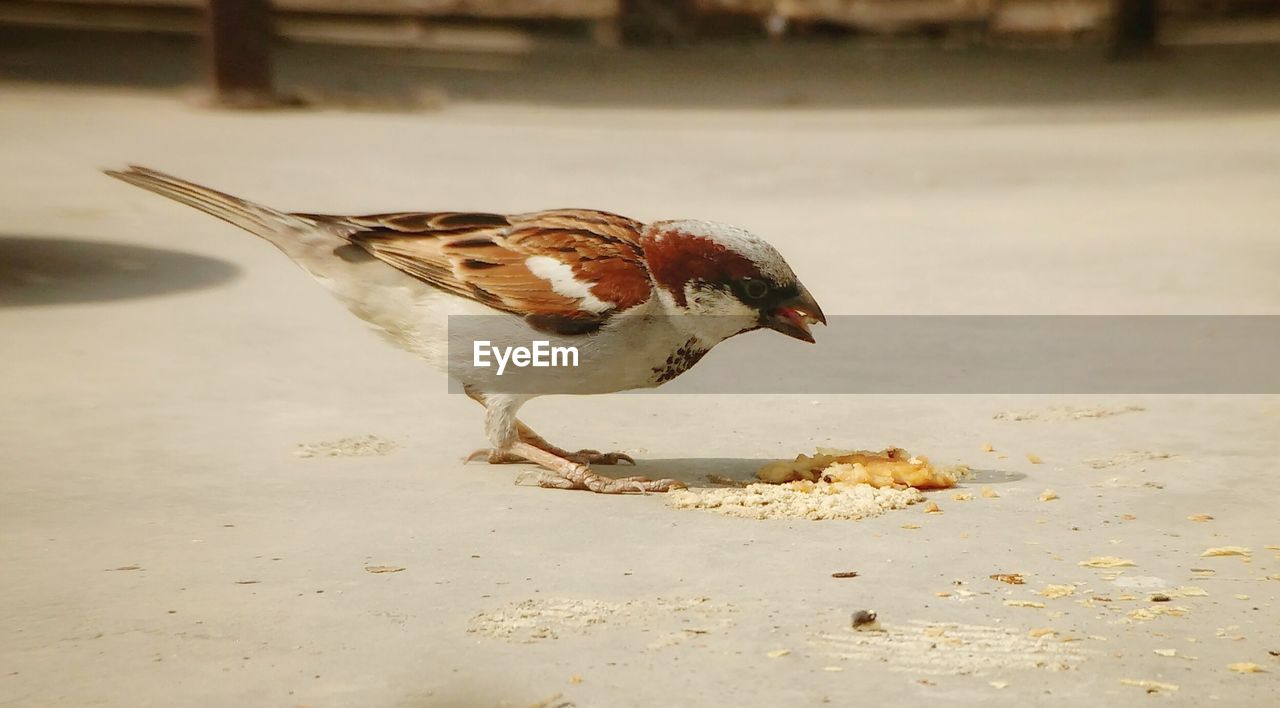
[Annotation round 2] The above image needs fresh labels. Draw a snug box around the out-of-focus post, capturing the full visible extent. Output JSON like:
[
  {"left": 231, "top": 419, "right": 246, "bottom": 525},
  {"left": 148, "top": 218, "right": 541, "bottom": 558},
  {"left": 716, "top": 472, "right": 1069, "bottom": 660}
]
[
  {"left": 1110, "top": 0, "right": 1160, "bottom": 58},
  {"left": 206, "top": 0, "right": 277, "bottom": 107}
]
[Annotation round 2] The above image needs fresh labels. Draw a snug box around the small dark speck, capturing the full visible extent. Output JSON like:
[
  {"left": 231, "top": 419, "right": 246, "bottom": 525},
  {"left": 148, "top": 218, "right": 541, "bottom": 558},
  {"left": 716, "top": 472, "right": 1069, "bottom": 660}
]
[
  {"left": 223, "top": 524, "right": 235, "bottom": 528},
  {"left": 235, "top": 580, "right": 260, "bottom": 585},
  {"left": 167, "top": 610, "right": 177, "bottom": 614},
  {"left": 831, "top": 571, "right": 859, "bottom": 578},
  {"left": 470, "top": 555, "right": 480, "bottom": 559},
  {"left": 315, "top": 590, "right": 324, "bottom": 594}
]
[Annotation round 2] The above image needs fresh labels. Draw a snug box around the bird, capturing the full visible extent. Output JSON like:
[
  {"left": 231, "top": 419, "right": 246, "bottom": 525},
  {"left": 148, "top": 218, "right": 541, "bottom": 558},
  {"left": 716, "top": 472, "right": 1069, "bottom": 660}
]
[{"left": 105, "top": 165, "right": 826, "bottom": 494}]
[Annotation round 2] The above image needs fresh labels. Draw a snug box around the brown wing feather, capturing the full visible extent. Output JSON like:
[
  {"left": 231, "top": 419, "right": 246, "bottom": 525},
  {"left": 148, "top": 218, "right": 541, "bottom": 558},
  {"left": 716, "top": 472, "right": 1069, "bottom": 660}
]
[{"left": 318, "top": 209, "right": 653, "bottom": 324}]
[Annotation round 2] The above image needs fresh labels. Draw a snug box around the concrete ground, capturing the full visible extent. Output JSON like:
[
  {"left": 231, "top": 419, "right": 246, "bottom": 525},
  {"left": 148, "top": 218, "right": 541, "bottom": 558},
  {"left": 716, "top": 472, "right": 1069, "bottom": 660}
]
[{"left": 1, "top": 33, "right": 1278, "bottom": 707}]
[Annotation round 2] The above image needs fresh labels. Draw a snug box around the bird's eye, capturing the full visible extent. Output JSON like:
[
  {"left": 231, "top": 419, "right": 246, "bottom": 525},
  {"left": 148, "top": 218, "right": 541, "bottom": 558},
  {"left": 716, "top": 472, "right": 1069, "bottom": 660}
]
[{"left": 741, "top": 278, "right": 770, "bottom": 301}]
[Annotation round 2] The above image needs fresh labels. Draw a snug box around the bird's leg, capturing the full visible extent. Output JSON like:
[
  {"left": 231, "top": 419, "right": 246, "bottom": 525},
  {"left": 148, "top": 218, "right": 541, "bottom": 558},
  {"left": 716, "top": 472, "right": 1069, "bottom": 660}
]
[
  {"left": 463, "top": 392, "right": 682, "bottom": 494},
  {"left": 463, "top": 388, "right": 634, "bottom": 466}
]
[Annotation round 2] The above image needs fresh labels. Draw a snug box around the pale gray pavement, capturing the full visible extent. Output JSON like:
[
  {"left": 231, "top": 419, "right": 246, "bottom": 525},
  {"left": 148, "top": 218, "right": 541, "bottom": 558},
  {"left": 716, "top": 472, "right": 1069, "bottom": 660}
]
[{"left": 1, "top": 38, "right": 1278, "bottom": 707}]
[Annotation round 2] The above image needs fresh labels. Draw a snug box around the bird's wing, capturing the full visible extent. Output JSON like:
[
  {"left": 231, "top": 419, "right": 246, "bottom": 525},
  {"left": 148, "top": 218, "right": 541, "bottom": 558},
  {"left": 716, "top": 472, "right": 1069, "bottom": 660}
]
[{"left": 306, "top": 208, "right": 654, "bottom": 333}]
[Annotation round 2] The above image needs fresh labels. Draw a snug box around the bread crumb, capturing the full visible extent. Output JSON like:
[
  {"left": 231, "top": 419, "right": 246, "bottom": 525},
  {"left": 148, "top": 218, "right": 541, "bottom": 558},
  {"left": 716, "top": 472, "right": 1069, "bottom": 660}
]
[
  {"left": 1227, "top": 663, "right": 1265, "bottom": 673},
  {"left": 990, "top": 573, "right": 1025, "bottom": 585},
  {"left": 667, "top": 482, "right": 925, "bottom": 521},
  {"left": 756, "top": 447, "right": 966, "bottom": 488},
  {"left": 1027, "top": 453, "right": 1044, "bottom": 464},
  {"left": 1040, "top": 585, "right": 1075, "bottom": 599},
  {"left": 951, "top": 492, "right": 972, "bottom": 501},
  {"left": 1120, "top": 678, "right": 1178, "bottom": 693},
  {"left": 1039, "top": 489, "right": 1059, "bottom": 502},
  {"left": 1079, "top": 556, "right": 1136, "bottom": 568},
  {"left": 981, "top": 487, "right": 1000, "bottom": 499},
  {"left": 988, "top": 681, "right": 1009, "bottom": 689},
  {"left": 1028, "top": 627, "right": 1056, "bottom": 638},
  {"left": 1187, "top": 513, "right": 1214, "bottom": 522},
  {"left": 1004, "top": 600, "right": 1045, "bottom": 608},
  {"left": 981, "top": 443, "right": 995, "bottom": 452},
  {"left": 766, "top": 649, "right": 790, "bottom": 658},
  {"left": 923, "top": 501, "right": 942, "bottom": 514},
  {"left": 1233, "top": 594, "right": 1250, "bottom": 600},
  {"left": 1201, "top": 546, "right": 1251, "bottom": 557}
]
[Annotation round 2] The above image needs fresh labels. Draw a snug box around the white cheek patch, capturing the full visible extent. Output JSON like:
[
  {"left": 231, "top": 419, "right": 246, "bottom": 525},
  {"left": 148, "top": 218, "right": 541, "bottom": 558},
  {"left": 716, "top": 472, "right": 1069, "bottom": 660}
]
[{"left": 524, "top": 255, "right": 612, "bottom": 314}]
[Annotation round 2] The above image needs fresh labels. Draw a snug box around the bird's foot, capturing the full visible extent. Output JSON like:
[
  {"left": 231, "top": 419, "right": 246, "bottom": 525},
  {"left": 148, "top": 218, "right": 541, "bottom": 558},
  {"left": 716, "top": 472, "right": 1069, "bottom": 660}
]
[{"left": 507, "top": 441, "right": 684, "bottom": 494}]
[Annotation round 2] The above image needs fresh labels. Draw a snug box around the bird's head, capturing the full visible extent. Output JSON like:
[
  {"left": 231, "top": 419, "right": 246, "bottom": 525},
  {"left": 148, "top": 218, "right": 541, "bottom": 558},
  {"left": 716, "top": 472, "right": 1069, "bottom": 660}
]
[{"left": 640, "top": 219, "right": 826, "bottom": 346}]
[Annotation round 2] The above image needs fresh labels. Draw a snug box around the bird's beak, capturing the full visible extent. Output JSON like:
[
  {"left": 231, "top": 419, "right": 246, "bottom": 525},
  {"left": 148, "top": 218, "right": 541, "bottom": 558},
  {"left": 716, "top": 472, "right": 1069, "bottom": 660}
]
[{"left": 762, "top": 286, "right": 826, "bottom": 343}]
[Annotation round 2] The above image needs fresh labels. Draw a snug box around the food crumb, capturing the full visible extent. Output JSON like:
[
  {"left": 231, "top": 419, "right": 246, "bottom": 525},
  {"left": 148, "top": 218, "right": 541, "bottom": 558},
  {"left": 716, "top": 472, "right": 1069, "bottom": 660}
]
[
  {"left": 981, "top": 443, "right": 995, "bottom": 452},
  {"left": 568, "top": 675, "right": 583, "bottom": 685},
  {"left": 1028, "top": 627, "right": 1057, "bottom": 638},
  {"left": 988, "top": 681, "right": 1009, "bottom": 689},
  {"left": 1201, "top": 546, "right": 1251, "bottom": 558},
  {"left": 1079, "top": 556, "right": 1136, "bottom": 568},
  {"left": 831, "top": 571, "right": 859, "bottom": 579},
  {"left": 364, "top": 566, "right": 405, "bottom": 574},
  {"left": 1233, "top": 594, "right": 1250, "bottom": 600},
  {"left": 981, "top": 487, "right": 1000, "bottom": 499},
  {"left": 822, "top": 666, "right": 844, "bottom": 672},
  {"left": 1004, "top": 600, "right": 1046, "bottom": 608},
  {"left": 766, "top": 649, "right": 790, "bottom": 658},
  {"left": 901, "top": 523, "right": 922, "bottom": 530},
  {"left": 923, "top": 501, "right": 942, "bottom": 514},
  {"left": 1120, "top": 678, "right": 1179, "bottom": 693},
  {"left": 1040, "top": 585, "right": 1075, "bottom": 599},
  {"left": 1227, "top": 663, "right": 1265, "bottom": 673},
  {"left": 990, "top": 573, "right": 1025, "bottom": 585},
  {"left": 1027, "top": 453, "right": 1044, "bottom": 464},
  {"left": 935, "top": 591, "right": 951, "bottom": 598},
  {"left": 1188, "top": 513, "right": 1214, "bottom": 522},
  {"left": 952, "top": 492, "right": 973, "bottom": 501},
  {"left": 1039, "top": 489, "right": 1059, "bottom": 502}
]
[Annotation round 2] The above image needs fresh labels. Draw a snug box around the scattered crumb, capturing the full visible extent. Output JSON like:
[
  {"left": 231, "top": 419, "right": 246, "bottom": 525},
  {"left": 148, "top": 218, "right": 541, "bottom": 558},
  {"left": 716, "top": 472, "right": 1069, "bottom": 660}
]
[
  {"left": 813, "top": 620, "right": 1084, "bottom": 675},
  {"left": 1004, "top": 600, "right": 1045, "bottom": 609},
  {"left": 1120, "top": 678, "right": 1179, "bottom": 693},
  {"left": 1234, "top": 594, "right": 1250, "bottom": 600},
  {"left": 981, "top": 487, "right": 1000, "bottom": 499},
  {"left": 1040, "top": 585, "right": 1075, "bottom": 599},
  {"left": 469, "top": 597, "right": 733, "bottom": 643},
  {"left": 1227, "top": 663, "right": 1265, "bottom": 673},
  {"left": 994, "top": 405, "right": 1144, "bottom": 422},
  {"left": 1154, "top": 649, "right": 1177, "bottom": 657},
  {"left": 901, "top": 523, "right": 922, "bottom": 530},
  {"left": 923, "top": 501, "right": 942, "bottom": 514},
  {"left": 989, "top": 681, "right": 1009, "bottom": 689},
  {"left": 234, "top": 580, "right": 260, "bottom": 585},
  {"left": 990, "top": 573, "right": 1025, "bottom": 585},
  {"left": 981, "top": 443, "right": 995, "bottom": 452},
  {"left": 294, "top": 434, "right": 396, "bottom": 458},
  {"left": 924, "top": 626, "right": 946, "bottom": 637},
  {"left": 1177, "top": 586, "right": 1209, "bottom": 597},
  {"left": 1127, "top": 605, "right": 1190, "bottom": 622},
  {"left": 831, "top": 571, "right": 859, "bottom": 579},
  {"left": 364, "top": 566, "right": 405, "bottom": 574},
  {"left": 935, "top": 591, "right": 951, "bottom": 598},
  {"left": 667, "top": 482, "right": 925, "bottom": 521},
  {"left": 1039, "top": 489, "right": 1058, "bottom": 502},
  {"left": 107, "top": 565, "right": 142, "bottom": 572},
  {"left": 1080, "top": 556, "right": 1136, "bottom": 568},
  {"left": 1027, "top": 453, "right": 1044, "bottom": 465},
  {"left": 1028, "top": 627, "right": 1057, "bottom": 638},
  {"left": 822, "top": 666, "right": 844, "bottom": 672},
  {"left": 1188, "top": 514, "right": 1214, "bottom": 522},
  {"left": 766, "top": 649, "right": 790, "bottom": 658},
  {"left": 952, "top": 492, "right": 973, "bottom": 501},
  {"left": 568, "top": 675, "right": 583, "bottom": 685},
  {"left": 1201, "top": 547, "right": 1251, "bottom": 558}
]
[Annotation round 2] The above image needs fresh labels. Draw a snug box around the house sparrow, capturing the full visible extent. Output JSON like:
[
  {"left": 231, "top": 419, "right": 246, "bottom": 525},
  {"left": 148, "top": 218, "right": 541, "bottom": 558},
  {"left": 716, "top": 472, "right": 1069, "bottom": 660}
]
[{"left": 105, "top": 166, "right": 825, "bottom": 493}]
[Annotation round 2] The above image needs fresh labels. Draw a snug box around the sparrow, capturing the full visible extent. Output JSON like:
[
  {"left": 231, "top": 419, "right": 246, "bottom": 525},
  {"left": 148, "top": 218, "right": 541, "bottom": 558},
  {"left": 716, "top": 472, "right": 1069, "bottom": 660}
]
[{"left": 105, "top": 166, "right": 826, "bottom": 493}]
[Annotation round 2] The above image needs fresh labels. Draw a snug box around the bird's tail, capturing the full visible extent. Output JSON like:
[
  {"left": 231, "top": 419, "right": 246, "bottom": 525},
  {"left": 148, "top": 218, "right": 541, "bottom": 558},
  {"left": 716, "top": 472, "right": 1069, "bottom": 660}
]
[{"left": 104, "top": 165, "right": 325, "bottom": 250}]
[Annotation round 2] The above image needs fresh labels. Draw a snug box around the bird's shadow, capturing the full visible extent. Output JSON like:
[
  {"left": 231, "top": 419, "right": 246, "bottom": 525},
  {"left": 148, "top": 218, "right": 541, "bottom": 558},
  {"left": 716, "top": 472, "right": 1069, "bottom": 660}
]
[
  {"left": 0, "top": 235, "right": 240, "bottom": 306},
  {"left": 628, "top": 458, "right": 1026, "bottom": 489}
]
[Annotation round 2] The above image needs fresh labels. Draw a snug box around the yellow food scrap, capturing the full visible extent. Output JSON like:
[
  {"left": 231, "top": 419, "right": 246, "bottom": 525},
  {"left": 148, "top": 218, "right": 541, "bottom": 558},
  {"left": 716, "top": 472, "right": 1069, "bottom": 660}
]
[
  {"left": 1004, "top": 600, "right": 1046, "bottom": 608},
  {"left": 990, "top": 573, "right": 1025, "bottom": 585},
  {"left": 1233, "top": 594, "right": 1250, "bottom": 600},
  {"left": 822, "top": 666, "right": 844, "bottom": 672},
  {"left": 923, "top": 501, "right": 942, "bottom": 514},
  {"left": 935, "top": 591, "right": 951, "bottom": 597},
  {"left": 1028, "top": 627, "right": 1057, "bottom": 638},
  {"left": 1026, "top": 453, "right": 1044, "bottom": 464},
  {"left": 923, "top": 626, "right": 947, "bottom": 637},
  {"left": 1120, "top": 679, "right": 1179, "bottom": 693},
  {"left": 1201, "top": 546, "right": 1251, "bottom": 558},
  {"left": 1154, "top": 649, "right": 1177, "bottom": 657},
  {"left": 901, "top": 523, "right": 921, "bottom": 530},
  {"left": 756, "top": 447, "right": 966, "bottom": 488},
  {"left": 981, "top": 443, "right": 995, "bottom": 453},
  {"left": 988, "top": 681, "right": 1009, "bottom": 689},
  {"left": 1227, "top": 663, "right": 1265, "bottom": 673},
  {"left": 1188, "top": 513, "right": 1214, "bottom": 522},
  {"left": 1128, "top": 606, "right": 1189, "bottom": 621},
  {"left": 952, "top": 492, "right": 973, "bottom": 501},
  {"left": 1040, "top": 584, "right": 1075, "bottom": 599},
  {"left": 981, "top": 487, "right": 1000, "bottom": 499},
  {"left": 1039, "top": 489, "right": 1059, "bottom": 502},
  {"left": 766, "top": 649, "right": 790, "bottom": 658},
  {"left": 568, "top": 675, "right": 584, "bottom": 685},
  {"left": 1176, "top": 586, "right": 1209, "bottom": 597},
  {"left": 1079, "top": 556, "right": 1136, "bottom": 568}
]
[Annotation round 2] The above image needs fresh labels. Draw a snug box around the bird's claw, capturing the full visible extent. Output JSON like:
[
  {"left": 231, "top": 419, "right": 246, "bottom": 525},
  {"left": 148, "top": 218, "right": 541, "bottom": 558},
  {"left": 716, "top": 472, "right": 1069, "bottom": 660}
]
[{"left": 566, "top": 449, "right": 635, "bottom": 466}]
